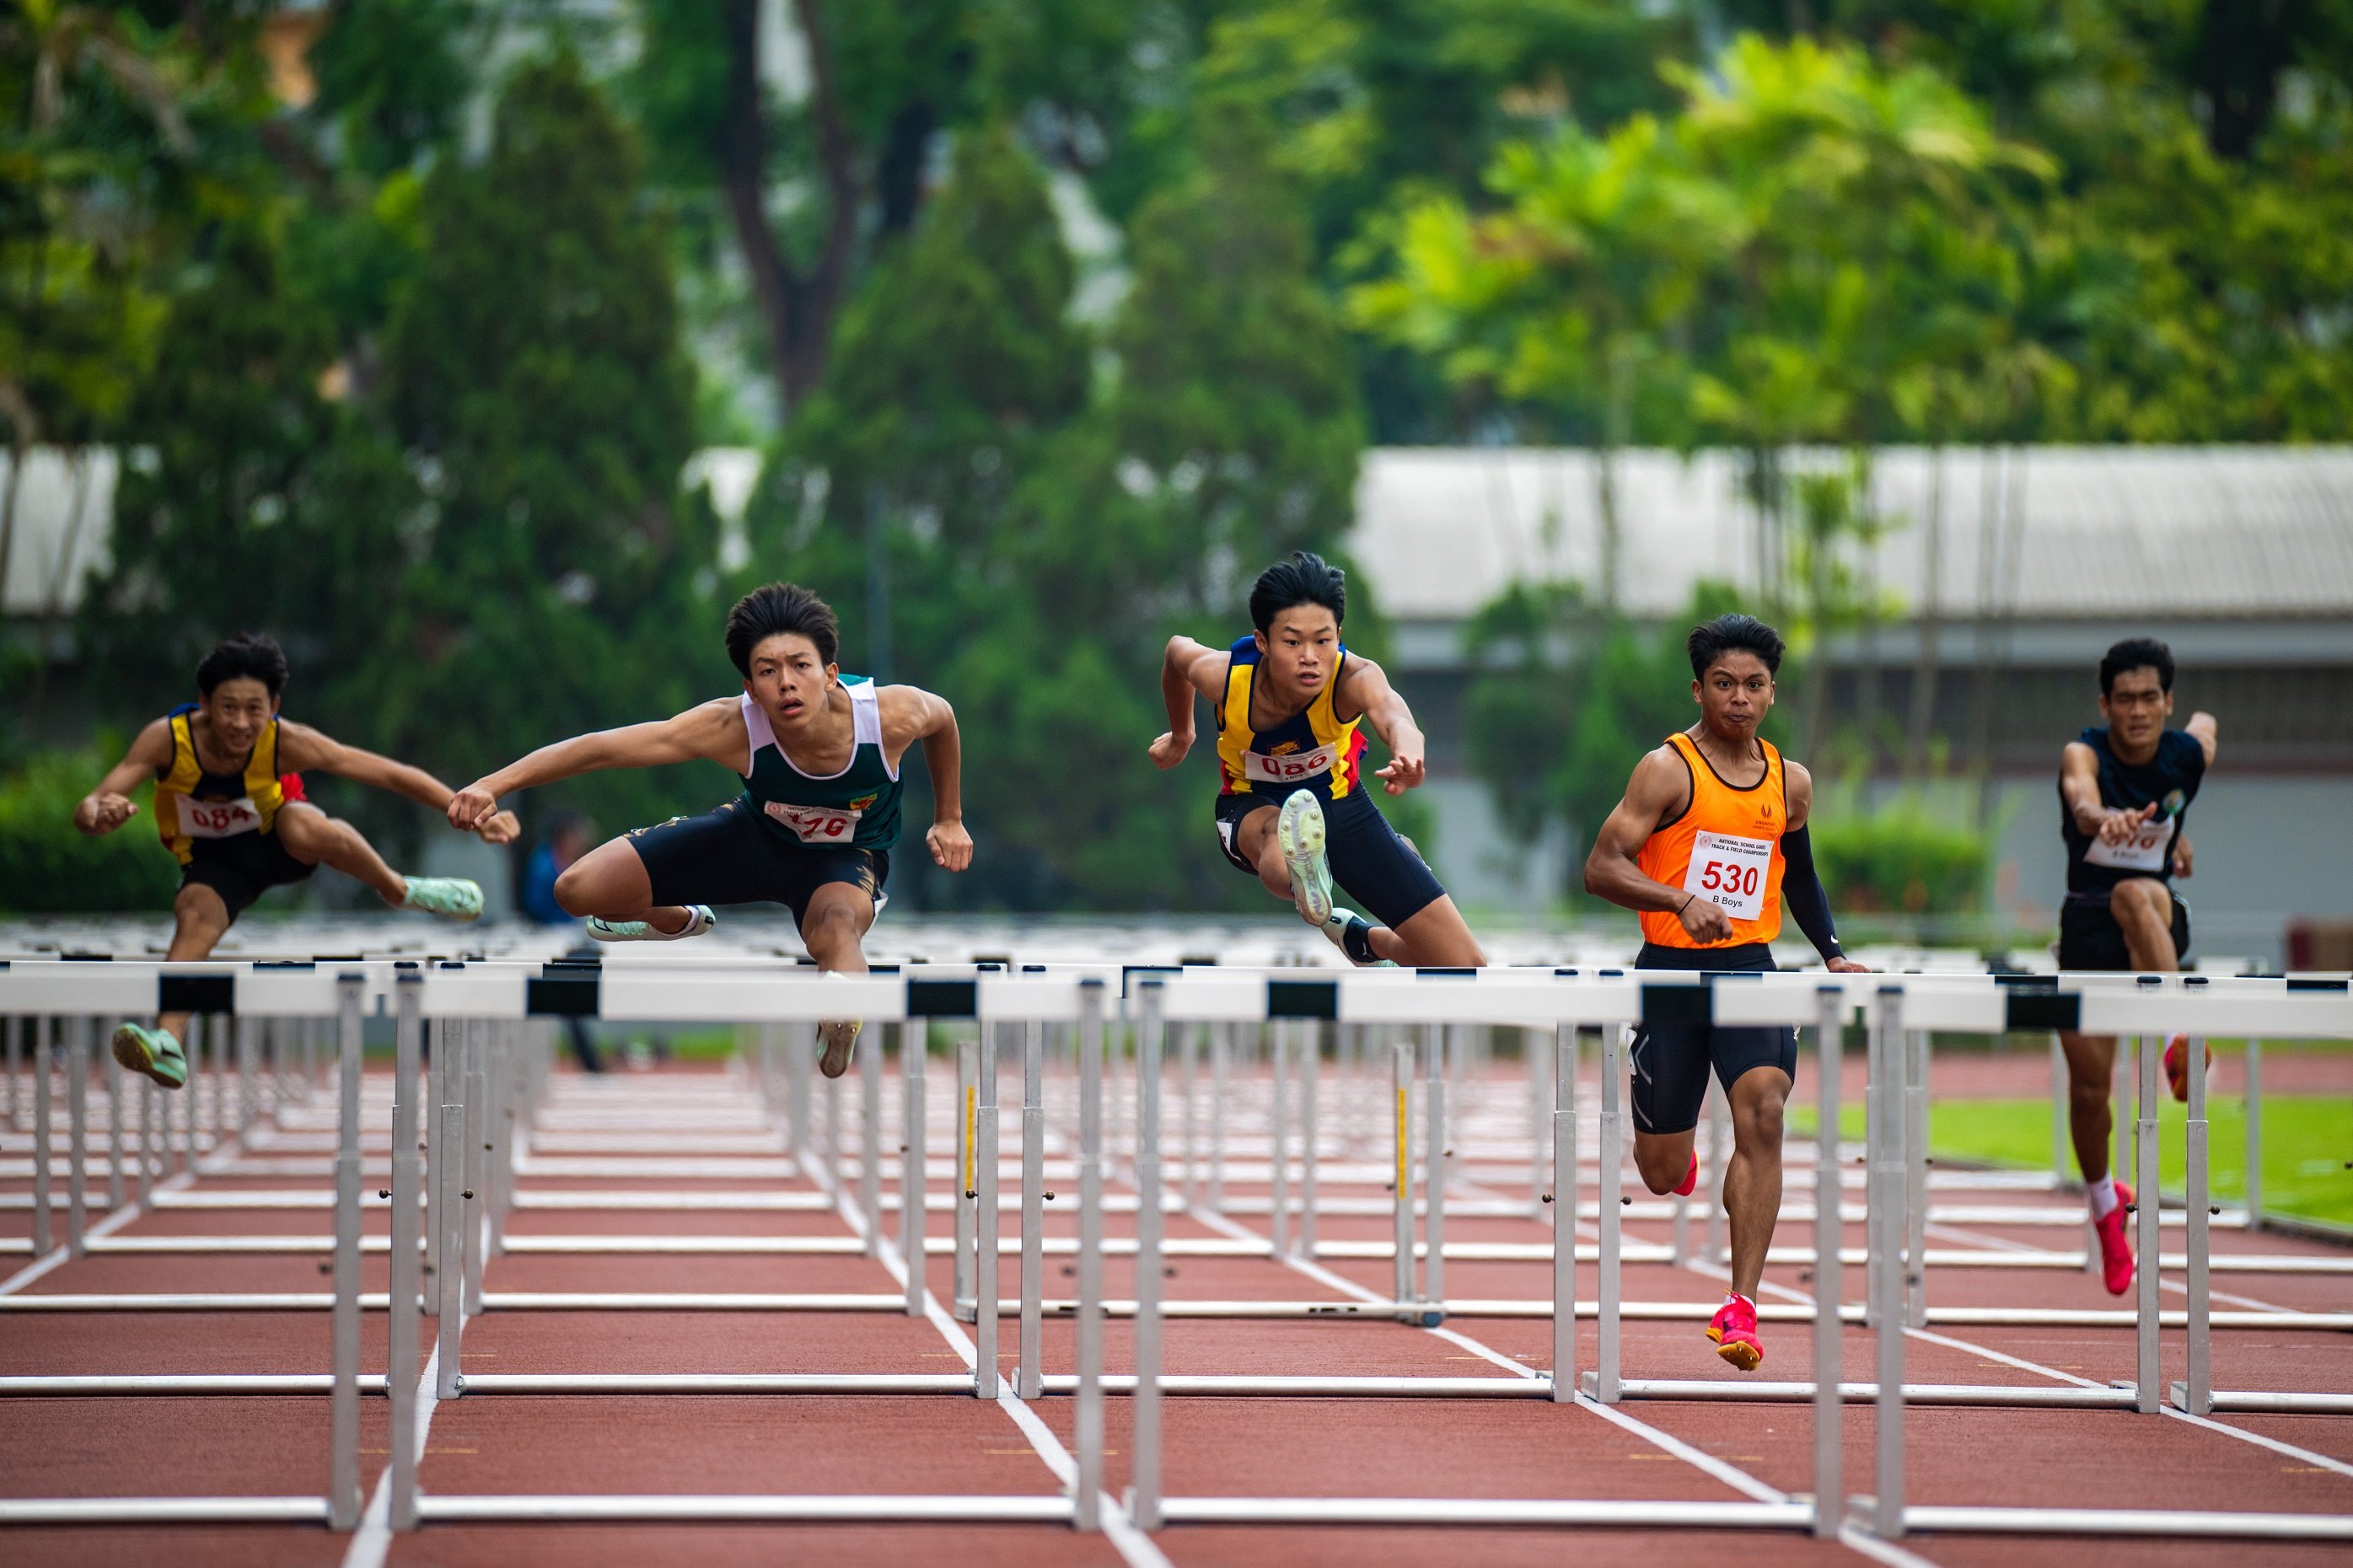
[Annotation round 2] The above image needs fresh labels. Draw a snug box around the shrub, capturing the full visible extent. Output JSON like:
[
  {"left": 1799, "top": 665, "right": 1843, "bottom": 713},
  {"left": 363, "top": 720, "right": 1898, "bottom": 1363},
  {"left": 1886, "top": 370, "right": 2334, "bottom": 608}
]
[
  {"left": 1812, "top": 803, "right": 1988, "bottom": 915},
  {"left": 0, "top": 747, "right": 180, "bottom": 913}
]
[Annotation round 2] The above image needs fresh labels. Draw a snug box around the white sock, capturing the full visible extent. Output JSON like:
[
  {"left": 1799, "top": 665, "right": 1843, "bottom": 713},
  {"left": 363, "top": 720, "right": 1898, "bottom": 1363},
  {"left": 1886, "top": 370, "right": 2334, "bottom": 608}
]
[
  {"left": 1724, "top": 1291, "right": 1749, "bottom": 1308},
  {"left": 2088, "top": 1174, "right": 2119, "bottom": 1219}
]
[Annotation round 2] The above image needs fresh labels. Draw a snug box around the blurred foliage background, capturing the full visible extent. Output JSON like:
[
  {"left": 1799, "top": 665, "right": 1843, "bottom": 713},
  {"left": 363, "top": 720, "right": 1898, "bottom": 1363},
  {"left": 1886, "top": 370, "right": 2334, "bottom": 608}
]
[{"left": 3, "top": 1, "right": 2349, "bottom": 917}]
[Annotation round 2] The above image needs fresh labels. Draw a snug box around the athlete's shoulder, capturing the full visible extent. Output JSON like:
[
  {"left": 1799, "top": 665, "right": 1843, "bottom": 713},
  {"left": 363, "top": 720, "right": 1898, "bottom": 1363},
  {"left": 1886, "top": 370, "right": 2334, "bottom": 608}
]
[
  {"left": 2160, "top": 727, "right": 2205, "bottom": 765},
  {"left": 1227, "top": 634, "right": 1260, "bottom": 662}
]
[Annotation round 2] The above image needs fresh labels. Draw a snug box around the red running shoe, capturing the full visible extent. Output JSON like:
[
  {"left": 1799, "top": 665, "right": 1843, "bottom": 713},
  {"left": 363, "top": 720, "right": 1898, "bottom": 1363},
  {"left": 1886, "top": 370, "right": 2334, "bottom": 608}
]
[
  {"left": 2162, "top": 1034, "right": 2208, "bottom": 1103},
  {"left": 2094, "top": 1179, "right": 2135, "bottom": 1296},
  {"left": 1673, "top": 1151, "right": 1699, "bottom": 1197},
  {"left": 1707, "top": 1292, "right": 1764, "bottom": 1371}
]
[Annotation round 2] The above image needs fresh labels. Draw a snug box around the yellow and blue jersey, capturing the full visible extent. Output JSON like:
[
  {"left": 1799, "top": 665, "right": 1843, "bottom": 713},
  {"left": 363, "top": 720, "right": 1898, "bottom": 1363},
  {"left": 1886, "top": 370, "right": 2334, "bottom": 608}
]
[
  {"left": 1214, "top": 636, "right": 1366, "bottom": 800},
  {"left": 153, "top": 704, "right": 296, "bottom": 867}
]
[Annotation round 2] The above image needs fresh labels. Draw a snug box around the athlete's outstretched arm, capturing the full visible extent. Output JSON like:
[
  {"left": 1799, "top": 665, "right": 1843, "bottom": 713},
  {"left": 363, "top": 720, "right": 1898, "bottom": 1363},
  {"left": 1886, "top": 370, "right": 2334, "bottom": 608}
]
[
  {"left": 885, "top": 686, "right": 972, "bottom": 873},
  {"left": 1582, "top": 747, "right": 1737, "bottom": 945},
  {"left": 2060, "top": 741, "right": 2153, "bottom": 846},
  {"left": 1335, "top": 657, "right": 1425, "bottom": 794},
  {"left": 73, "top": 720, "right": 174, "bottom": 836},
  {"left": 1149, "top": 636, "right": 1227, "bottom": 770},
  {"left": 2184, "top": 710, "right": 2218, "bottom": 765},
  {"left": 278, "top": 723, "right": 518, "bottom": 844},
  {"left": 446, "top": 701, "right": 744, "bottom": 832}
]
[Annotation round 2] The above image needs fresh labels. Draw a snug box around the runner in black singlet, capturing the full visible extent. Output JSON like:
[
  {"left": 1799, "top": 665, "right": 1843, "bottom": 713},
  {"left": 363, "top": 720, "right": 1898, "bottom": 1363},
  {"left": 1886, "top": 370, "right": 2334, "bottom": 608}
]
[{"left": 2054, "top": 636, "right": 2219, "bottom": 1296}]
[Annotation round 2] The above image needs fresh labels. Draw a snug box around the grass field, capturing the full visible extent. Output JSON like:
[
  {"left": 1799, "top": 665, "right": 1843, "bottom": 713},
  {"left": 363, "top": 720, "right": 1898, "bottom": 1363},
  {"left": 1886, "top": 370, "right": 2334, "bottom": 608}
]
[{"left": 1793, "top": 1093, "right": 2353, "bottom": 1228}]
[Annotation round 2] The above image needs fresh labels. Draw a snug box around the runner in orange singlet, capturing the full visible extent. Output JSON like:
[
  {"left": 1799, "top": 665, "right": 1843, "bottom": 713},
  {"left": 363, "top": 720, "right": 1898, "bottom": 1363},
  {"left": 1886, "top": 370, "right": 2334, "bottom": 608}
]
[{"left": 1583, "top": 615, "right": 1867, "bottom": 1371}]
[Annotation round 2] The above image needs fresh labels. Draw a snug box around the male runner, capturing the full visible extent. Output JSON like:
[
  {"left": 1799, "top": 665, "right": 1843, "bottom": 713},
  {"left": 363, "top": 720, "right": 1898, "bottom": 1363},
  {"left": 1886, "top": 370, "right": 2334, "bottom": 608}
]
[
  {"left": 446, "top": 583, "right": 971, "bottom": 1077},
  {"left": 1583, "top": 614, "right": 1867, "bottom": 1370},
  {"left": 74, "top": 633, "right": 508, "bottom": 1089},
  {"left": 1150, "top": 551, "right": 1483, "bottom": 967},
  {"left": 2055, "top": 637, "right": 2217, "bottom": 1293}
]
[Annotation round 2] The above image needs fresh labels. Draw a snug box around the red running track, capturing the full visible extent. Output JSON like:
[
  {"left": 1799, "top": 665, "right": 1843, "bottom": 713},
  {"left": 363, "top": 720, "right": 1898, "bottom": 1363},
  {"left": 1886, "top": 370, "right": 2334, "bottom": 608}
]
[{"left": 3, "top": 1046, "right": 2351, "bottom": 1568}]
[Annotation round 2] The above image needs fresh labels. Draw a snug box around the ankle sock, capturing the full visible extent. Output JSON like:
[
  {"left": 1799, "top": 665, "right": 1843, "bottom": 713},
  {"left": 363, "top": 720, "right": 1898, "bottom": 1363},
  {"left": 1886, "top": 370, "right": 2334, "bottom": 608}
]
[{"left": 2088, "top": 1174, "right": 2120, "bottom": 1219}]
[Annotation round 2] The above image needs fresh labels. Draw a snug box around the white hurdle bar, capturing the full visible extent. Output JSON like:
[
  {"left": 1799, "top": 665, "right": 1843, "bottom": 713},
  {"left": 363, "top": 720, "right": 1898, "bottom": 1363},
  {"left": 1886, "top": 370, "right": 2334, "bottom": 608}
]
[{"left": 1, "top": 960, "right": 2348, "bottom": 1540}]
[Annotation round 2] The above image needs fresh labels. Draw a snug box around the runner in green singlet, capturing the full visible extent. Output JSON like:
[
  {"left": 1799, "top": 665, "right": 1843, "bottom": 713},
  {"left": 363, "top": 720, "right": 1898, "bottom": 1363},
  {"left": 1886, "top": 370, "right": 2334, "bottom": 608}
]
[{"left": 448, "top": 583, "right": 971, "bottom": 1077}]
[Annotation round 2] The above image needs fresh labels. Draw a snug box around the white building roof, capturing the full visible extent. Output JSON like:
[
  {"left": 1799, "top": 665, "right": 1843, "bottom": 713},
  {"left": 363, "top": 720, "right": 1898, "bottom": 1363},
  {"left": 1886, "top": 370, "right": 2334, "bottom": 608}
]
[{"left": 1349, "top": 445, "right": 2353, "bottom": 623}]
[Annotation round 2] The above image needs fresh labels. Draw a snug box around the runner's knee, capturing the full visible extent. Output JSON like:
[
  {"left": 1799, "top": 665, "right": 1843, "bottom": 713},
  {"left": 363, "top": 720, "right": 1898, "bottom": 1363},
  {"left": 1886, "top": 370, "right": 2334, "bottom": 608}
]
[
  {"left": 552, "top": 863, "right": 598, "bottom": 917},
  {"left": 1634, "top": 1140, "right": 1689, "bottom": 1194}
]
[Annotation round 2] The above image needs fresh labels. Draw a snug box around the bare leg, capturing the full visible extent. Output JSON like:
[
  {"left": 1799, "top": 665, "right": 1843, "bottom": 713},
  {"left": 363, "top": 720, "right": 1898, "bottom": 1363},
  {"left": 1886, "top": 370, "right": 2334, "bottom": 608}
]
[
  {"left": 798, "top": 883, "right": 876, "bottom": 975},
  {"left": 158, "top": 884, "right": 234, "bottom": 1043},
  {"left": 1235, "top": 808, "right": 1486, "bottom": 966},
  {"left": 553, "top": 836, "right": 690, "bottom": 934},
  {"left": 799, "top": 883, "right": 877, "bottom": 1077},
  {"left": 272, "top": 803, "right": 408, "bottom": 905},
  {"left": 2109, "top": 877, "right": 2179, "bottom": 971},
  {"left": 2057, "top": 1030, "right": 2119, "bottom": 1183},
  {"left": 1233, "top": 808, "right": 1292, "bottom": 902},
  {"left": 1720, "top": 1066, "right": 1791, "bottom": 1300},
  {"left": 1633, "top": 1126, "right": 1699, "bottom": 1195},
  {"left": 1388, "top": 897, "right": 1485, "bottom": 967}
]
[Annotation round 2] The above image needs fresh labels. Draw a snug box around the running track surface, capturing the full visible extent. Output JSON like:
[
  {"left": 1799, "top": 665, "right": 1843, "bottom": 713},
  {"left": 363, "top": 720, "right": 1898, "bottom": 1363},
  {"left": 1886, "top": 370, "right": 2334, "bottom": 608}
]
[{"left": 5, "top": 1043, "right": 2351, "bottom": 1568}]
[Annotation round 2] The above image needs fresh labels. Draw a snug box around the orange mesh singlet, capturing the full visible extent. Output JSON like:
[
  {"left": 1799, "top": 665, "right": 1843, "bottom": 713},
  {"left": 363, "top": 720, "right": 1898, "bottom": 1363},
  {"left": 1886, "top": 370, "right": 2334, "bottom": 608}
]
[{"left": 1636, "top": 732, "right": 1788, "bottom": 949}]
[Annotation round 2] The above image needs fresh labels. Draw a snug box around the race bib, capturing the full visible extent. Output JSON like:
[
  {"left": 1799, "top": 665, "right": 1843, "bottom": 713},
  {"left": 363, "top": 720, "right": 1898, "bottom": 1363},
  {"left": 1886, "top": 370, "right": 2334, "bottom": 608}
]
[
  {"left": 1682, "top": 830, "right": 1774, "bottom": 922},
  {"left": 765, "top": 800, "right": 862, "bottom": 845},
  {"left": 1245, "top": 744, "right": 1337, "bottom": 786},
  {"left": 179, "top": 796, "right": 263, "bottom": 840},
  {"left": 2084, "top": 813, "right": 2173, "bottom": 873}
]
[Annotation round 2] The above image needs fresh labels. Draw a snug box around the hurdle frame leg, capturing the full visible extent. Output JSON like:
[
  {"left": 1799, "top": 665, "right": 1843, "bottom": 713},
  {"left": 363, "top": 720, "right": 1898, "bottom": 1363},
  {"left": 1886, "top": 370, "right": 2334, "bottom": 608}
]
[
  {"left": 1871, "top": 986, "right": 1907, "bottom": 1538},
  {"left": 1550, "top": 1022, "right": 1576, "bottom": 1402},
  {"left": 1131, "top": 981, "right": 1165, "bottom": 1529},
  {"left": 2135, "top": 1029, "right": 2161, "bottom": 1414},
  {"left": 901, "top": 1021, "right": 926, "bottom": 1319},
  {"left": 388, "top": 974, "right": 425, "bottom": 1531},
  {"left": 330, "top": 977, "right": 365, "bottom": 1531},
  {"left": 1019, "top": 1019, "right": 1045, "bottom": 1400},
  {"left": 1812, "top": 986, "right": 1843, "bottom": 1539},
  {"left": 1074, "top": 982, "right": 1105, "bottom": 1532},
  {"left": 974, "top": 1024, "right": 1001, "bottom": 1399}
]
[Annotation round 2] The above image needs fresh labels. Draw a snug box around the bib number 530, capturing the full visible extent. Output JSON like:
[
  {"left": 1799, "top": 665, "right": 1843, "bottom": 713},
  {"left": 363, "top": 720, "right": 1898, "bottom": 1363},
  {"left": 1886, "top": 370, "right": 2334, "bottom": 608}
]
[{"left": 1681, "top": 829, "right": 1775, "bottom": 923}]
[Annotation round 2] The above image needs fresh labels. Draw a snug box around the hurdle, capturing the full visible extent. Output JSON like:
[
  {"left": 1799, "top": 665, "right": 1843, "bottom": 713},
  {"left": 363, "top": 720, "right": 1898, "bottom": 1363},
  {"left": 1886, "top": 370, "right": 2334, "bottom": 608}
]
[{"left": 2, "top": 957, "right": 2348, "bottom": 1543}]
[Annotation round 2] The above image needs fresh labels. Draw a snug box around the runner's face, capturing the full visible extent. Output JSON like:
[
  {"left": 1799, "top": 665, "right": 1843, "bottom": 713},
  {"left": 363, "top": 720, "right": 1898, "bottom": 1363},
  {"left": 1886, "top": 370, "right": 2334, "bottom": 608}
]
[
  {"left": 2099, "top": 666, "right": 2172, "bottom": 752},
  {"left": 744, "top": 633, "right": 836, "bottom": 730},
  {"left": 198, "top": 677, "right": 277, "bottom": 755},
  {"left": 1692, "top": 652, "right": 1774, "bottom": 740},
  {"left": 1256, "top": 605, "right": 1340, "bottom": 701}
]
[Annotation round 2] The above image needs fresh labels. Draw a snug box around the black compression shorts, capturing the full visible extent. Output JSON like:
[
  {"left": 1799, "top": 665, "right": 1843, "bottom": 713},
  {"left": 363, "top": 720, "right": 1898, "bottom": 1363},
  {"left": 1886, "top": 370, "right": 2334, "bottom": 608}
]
[
  {"left": 1628, "top": 942, "right": 1796, "bottom": 1136},
  {"left": 2057, "top": 891, "right": 2191, "bottom": 971},
  {"left": 180, "top": 830, "right": 315, "bottom": 921},
  {"left": 1213, "top": 785, "right": 1446, "bottom": 932},
  {"left": 626, "top": 799, "right": 889, "bottom": 927}
]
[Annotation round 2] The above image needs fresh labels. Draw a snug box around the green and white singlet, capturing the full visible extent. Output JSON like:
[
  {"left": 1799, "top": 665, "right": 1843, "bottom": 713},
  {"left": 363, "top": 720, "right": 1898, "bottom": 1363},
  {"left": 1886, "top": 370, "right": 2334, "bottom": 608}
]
[{"left": 737, "top": 679, "right": 903, "bottom": 851}]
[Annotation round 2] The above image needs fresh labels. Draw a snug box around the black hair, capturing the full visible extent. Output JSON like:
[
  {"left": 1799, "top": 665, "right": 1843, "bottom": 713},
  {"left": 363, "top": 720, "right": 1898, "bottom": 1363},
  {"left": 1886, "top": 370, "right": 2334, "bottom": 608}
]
[
  {"left": 2099, "top": 637, "right": 2174, "bottom": 696},
  {"left": 1249, "top": 550, "right": 1346, "bottom": 634},
  {"left": 1686, "top": 614, "right": 1785, "bottom": 678},
  {"left": 725, "top": 583, "right": 840, "bottom": 675},
  {"left": 196, "top": 633, "right": 289, "bottom": 698}
]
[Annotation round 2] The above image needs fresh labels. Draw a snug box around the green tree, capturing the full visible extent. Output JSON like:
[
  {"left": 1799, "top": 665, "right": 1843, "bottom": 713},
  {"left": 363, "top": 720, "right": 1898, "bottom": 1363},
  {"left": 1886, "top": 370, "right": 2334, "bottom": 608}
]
[{"left": 354, "top": 52, "right": 722, "bottom": 841}]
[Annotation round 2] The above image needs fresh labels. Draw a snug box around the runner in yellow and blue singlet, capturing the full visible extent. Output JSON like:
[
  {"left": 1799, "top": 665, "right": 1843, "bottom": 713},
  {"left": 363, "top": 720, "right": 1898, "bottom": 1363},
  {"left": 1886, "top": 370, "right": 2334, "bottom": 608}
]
[{"left": 1151, "top": 552, "right": 1485, "bottom": 968}]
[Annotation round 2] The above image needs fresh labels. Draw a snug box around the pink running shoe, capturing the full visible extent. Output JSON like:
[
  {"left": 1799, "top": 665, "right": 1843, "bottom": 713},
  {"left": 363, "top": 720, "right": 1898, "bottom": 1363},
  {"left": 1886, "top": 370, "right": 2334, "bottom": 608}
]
[
  {"left": 1673, "top": 1151, "right": 1699, "bottom": 1197},
  {"left": 1707, "top": 1292, "right": 1764, "bottom": 1372},
  {"left": 2162, "top": 1034, "right": 2208, "bottom": 1103},
  {"left": 2094, "top": 1179, "right": 2135, "bottom": 1296}
]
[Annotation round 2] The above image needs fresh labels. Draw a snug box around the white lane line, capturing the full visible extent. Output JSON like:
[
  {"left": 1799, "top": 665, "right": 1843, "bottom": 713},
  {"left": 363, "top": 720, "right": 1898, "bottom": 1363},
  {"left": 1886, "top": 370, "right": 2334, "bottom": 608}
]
[
  {"left": 341, "top": 1342, "right": 443, "bottom": 1568},
  {"left": 0, "top": 1128, "right": 215, "bottom": 1295},
  {"left": 1188, "top": 1204, "right": 1792, "bottom": 1508},
  {"left": 1681, "top": 1161, "right": 2353, "bottom": 1493},
  {"left": 825, "top": 1101, "right": 1171, "bottom": 1568}
]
